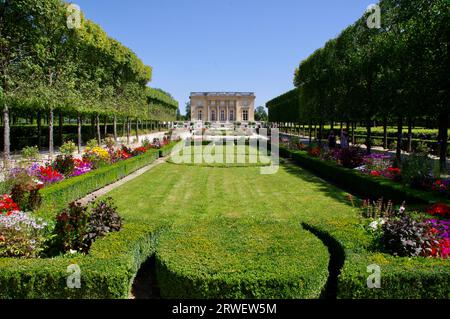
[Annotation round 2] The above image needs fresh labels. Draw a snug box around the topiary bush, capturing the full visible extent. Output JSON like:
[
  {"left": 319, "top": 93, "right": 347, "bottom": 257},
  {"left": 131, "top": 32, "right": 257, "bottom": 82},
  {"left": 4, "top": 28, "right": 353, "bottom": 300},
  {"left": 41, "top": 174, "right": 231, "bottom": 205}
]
[{"left": 156, "top": 217, "right": 330, "bottom": 299}]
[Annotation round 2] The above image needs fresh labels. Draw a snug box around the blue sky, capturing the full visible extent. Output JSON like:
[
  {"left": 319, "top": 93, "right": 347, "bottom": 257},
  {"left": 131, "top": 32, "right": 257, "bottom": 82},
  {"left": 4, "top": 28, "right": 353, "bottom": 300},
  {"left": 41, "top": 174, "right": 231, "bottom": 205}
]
[{"left": 74, "top": 0, "right": 375, "bottom": 115}]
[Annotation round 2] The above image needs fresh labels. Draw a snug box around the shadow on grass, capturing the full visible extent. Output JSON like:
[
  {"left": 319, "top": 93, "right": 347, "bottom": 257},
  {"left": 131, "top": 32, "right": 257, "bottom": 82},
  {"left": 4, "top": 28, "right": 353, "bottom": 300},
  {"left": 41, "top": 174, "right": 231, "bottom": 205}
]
[{"left": 281, "top": 162, "right": 358, "bottom": 209}]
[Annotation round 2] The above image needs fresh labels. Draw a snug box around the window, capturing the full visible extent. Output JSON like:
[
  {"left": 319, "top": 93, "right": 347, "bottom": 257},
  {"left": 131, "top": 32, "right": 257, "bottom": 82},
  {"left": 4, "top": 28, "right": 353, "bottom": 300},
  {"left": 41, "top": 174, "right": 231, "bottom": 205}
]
[
  {"left": 197, "top": 100, "right": 204, "bottom": 107},
  {"left": 242, "top": 110, "right": 248, "bottom": 121},
  {"left": 211, "top": 110, "right": 216, "bottom": 121},
  {"left": 198, "top": 110, "right": 203, "bottom": 121},
  {"left": 243, "top": 99, "right": 248, "bottom": 107},
  {"left": 229, "top": 110, "right": 234, "bottom": 121},
  {"left": 220, "top": 110, "right": 225, "bottom": 121},
  {"left": 220, "top": 100, "right": 225, "bottom": 107},
  {"left": 211, "top": 100, "right": 216, "bottom": 106}
]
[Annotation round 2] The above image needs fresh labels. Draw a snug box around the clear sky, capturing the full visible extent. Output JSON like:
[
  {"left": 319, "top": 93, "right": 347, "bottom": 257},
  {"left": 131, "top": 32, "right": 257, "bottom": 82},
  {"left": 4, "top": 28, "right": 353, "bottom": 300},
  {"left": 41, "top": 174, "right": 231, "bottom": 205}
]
[{"left": 74, "top": 0, "right": 375, "bottom": 115}]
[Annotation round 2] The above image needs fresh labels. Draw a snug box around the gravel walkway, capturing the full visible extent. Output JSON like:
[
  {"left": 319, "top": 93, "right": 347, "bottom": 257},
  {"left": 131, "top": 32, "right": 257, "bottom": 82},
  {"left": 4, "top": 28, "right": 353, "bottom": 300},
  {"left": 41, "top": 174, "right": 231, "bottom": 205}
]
[{"left": 77, "top": 156, "right": 167, "bottom": 205}]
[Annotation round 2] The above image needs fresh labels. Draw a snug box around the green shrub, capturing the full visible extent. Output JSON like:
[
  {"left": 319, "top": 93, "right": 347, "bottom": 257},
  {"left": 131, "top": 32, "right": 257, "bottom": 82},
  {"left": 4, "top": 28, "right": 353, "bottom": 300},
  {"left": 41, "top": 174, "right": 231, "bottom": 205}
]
[
  {"left": 401, "top": 153, "right": 433, "bottom": 188},
  {"left": 86, "top": 139, "right": 98, "bottom": 149},
  {"left": 0, "top": 212, "right": 51, "bottom": 258},
  {"left": 156, "top": 217, "right": 330, "bottom": 299},
  {"left": 59, "top": 141, "right": 77, "bottom": 155},
  {"left": 52, "top": 202, "right": 90, "bottom": 254},
  {"left": 21, "top": 146, "right": 40, "bottom": 161},
  {"left": 85, "top": 197, "right": 123, "bottom": 246}
]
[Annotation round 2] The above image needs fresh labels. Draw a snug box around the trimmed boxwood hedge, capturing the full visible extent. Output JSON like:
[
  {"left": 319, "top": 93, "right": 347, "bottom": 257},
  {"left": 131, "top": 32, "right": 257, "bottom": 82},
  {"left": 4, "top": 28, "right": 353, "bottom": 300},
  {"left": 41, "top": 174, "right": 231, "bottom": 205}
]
[
  {"left": 0, "top": 223, "right": 162, "bottom": 298},
  {"left": 39, "top": 149, "right": 160, "bottom": 218},
  {"left": 280, "top": 146, "right": 448, "bottom": 204},
  {"left": 155, "top": 217, "right": 330, "bottom": 299},
  {"left": 302, "top": 215, "right": 450, "bottom": 299}
]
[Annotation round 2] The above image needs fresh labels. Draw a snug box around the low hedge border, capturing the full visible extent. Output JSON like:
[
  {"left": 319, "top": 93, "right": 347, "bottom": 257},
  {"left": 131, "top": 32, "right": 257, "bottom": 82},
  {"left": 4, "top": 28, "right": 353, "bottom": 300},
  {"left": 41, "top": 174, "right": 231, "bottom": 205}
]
[
  {"left": 279, "top": 146, "right": 447, "bottom": 204},
  {"left": 155, "top": 217, "right": 330, "bottom": 299},
  {"left": 0, "top": 222, "right": 165, "bottom": 298},
  {"left": 39, "top": 149, "right": 160, "bottom": 218},
  {"left": 301, "top": 216, "right": 450, "bottom": 299}
]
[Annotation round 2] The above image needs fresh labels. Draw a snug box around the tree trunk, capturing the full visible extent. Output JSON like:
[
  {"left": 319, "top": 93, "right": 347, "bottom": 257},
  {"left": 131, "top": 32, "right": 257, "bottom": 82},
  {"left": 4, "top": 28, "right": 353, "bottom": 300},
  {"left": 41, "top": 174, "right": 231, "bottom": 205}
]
[
  {"left": 407, "top": 118, "right": 413, "bottom": 153},
  {"left": 104, "top": 116, "right": 108, "bottom": 136},
  {"left": 351, "top": 122, "right": 355, "bottom": 145},
  {"left": 96, "top": 114, "right": 101, "bottom": 145},
  {"left": 309, "top": 123, "right": 312, "bottom": 143},
  {"left": 395, "top": 117, "right": 403, "bottom": 166},
  {"left": 37, "top": 112, "right": 42, "bottom": 149},
  {"left": 330, "top": 121, "right": 334, "bottom": 131},
  {"left": 3, "top": 102, "right": 10, "bottom": 166},
  {"left": 77, "top": 113, "right": 82, "bottom": 154},
  {"left": 49, "top": 109, "right": 54, "bottom": 159},
  {"left": 126, "top": 117, "right": 130, "bottom": 145},
  {"left": 122, "top": 118, "right": 126, "bottom": 138},
  {"left": 135, "top": 118, "right": 139, "bottom": 143},
  {"left": 438, "top": 112, "right": 448, "bottom": 174},
  {"left": 318, "top": 122, "right": 323, "bottom": 146},
  {"left": 58, "top": 113, "right": 63, "bottom": 146},
  {"left": 91, "top": 116, "right": 95, "bottom": 137},
  {"left": 366, "top": 119, "right": 372, "bottom": 154},
  {"left": 113, "top": 115, "right": 117, "bottom": 145},
  {"left": 383, "top": 117, "right": 388, "bottom": 150}
]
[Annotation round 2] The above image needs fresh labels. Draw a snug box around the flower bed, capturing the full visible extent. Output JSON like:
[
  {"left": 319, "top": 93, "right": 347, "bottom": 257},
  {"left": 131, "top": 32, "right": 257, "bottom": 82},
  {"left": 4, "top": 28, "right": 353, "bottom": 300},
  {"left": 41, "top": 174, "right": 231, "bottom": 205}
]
[
  {"left": 301, "top": 201, "right": 450, "bottom": 299},
  {"left": 280, "top": 146, "right": 448, "bottom": 204}
]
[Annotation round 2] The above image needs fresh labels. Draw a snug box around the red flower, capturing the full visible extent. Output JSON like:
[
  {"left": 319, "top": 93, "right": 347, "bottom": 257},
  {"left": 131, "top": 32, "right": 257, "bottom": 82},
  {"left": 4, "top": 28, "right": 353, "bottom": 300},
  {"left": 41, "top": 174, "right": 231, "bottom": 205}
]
[
  {"left": 370, "top": 170, "right": 381, "bottom": 177},
  {"left": 0, "top": 194, "right": 20, "bottom": 215},
  {"left": 426, "top": 203, "right": 450, "bottom": 218}
]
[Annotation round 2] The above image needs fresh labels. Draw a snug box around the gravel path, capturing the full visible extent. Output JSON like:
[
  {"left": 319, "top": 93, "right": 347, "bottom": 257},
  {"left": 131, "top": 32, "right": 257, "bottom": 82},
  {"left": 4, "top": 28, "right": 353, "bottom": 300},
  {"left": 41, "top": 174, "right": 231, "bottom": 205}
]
[{"left": 77, "top": 157, "right": 167, "bottom": 205}]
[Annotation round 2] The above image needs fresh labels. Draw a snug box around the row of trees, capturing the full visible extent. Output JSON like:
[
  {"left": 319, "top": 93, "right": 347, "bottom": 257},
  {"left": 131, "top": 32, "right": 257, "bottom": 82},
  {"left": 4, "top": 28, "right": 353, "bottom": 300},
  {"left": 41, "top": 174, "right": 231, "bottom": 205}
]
[
  {"left": 0, "top": 0, "right": 177, "bottom": 162},
  {"left": 267, "top": 0, "right": 449, "bottom": 172}
]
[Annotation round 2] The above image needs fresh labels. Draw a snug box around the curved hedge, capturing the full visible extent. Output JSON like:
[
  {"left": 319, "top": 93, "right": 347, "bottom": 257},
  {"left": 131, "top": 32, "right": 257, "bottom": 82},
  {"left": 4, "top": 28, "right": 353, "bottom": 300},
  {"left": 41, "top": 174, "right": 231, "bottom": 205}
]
[
  {"left": 155, "top": 217, "right": 330, "bottom": 299},
  {"left": 302, "top": 213, "right": 450, "bottom": 299},
  {"left": 0, "top": 222, "right": 160, "bottom": 299}
]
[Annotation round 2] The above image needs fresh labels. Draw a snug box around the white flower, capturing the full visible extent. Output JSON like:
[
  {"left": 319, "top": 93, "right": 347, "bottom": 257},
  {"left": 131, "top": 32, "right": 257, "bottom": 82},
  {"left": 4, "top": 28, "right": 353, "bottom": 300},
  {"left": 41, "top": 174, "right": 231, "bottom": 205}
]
[
  {"left": 369, "top": 218, "right": 386, "bottom": 230},
  {"left": 69, "top": 249, "right": 77, "bottom": 254},
  {"left": 399, "top": 206, "right": 406, "bottom": 214},
  {"left": 369, "top": 220, "right": 379, "bottom": 230}
]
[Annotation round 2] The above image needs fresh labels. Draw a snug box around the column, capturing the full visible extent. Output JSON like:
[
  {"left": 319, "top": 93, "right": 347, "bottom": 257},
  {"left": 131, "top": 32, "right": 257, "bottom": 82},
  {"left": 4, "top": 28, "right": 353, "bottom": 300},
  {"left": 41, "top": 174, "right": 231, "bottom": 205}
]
[{"left": 226, "top": 103, "right": 229, "bottom": 123}]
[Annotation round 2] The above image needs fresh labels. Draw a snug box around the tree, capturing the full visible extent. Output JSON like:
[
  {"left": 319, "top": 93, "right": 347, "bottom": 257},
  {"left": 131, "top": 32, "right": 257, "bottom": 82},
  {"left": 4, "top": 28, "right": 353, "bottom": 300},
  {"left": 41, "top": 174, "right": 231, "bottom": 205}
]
[
  {"left": 254, "top": 106, "right": 268, "bottom": 122},
  {"left": 185, "top": 102, "right": 191, "bottom": 120}
]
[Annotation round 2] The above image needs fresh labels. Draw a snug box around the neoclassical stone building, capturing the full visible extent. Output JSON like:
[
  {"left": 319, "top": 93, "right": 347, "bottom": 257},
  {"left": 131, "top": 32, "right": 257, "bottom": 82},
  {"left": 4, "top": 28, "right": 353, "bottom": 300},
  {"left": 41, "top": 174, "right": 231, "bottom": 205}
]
[{"left": 190, "top": 92, "right": 255, "bottom": 122}]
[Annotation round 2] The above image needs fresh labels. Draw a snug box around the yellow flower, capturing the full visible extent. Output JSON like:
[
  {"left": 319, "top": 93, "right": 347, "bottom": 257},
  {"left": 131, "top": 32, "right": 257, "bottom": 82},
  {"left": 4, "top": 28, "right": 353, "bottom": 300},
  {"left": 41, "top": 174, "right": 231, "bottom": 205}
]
[{"left": 85, "top": 146, "right": 110, "bottom": 161}]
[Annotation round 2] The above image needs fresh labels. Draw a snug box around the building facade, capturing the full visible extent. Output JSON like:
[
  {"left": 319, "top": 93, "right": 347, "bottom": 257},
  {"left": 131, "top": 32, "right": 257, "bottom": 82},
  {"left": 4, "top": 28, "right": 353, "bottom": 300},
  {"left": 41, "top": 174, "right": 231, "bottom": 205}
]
[{"left": 190, "top": 92, "right": 255, "bottom": 122}]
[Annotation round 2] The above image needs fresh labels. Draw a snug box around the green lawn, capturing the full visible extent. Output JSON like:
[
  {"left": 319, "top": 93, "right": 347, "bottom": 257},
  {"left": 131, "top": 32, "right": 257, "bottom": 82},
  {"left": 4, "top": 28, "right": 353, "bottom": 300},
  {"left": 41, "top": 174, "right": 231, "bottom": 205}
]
[{"left": 106, "top": 159, "right": 362, "bottom": 298}]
